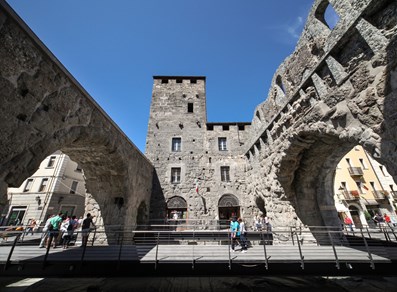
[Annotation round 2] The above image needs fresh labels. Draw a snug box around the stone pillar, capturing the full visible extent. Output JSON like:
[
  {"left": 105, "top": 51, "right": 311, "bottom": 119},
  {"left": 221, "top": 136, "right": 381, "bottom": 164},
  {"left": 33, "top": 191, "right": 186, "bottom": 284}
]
[
  {"left": 325, "top": 55, "right": 348, "bottom": 85},
  {"left": 311, "top": 73, "right": 328, "bottom": 100},
  {"left": 356, "top": 18, "right": 388, "bottom": 54},
  {"left": 266, "top": 130, "right": 273, "bottom": 144}
]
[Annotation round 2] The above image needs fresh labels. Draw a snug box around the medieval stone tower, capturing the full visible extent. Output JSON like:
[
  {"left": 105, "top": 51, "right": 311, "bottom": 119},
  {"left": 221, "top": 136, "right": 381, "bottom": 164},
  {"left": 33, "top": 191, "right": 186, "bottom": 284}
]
[{"left": 146, "top": 76, "right": 252, "bottom": 224}]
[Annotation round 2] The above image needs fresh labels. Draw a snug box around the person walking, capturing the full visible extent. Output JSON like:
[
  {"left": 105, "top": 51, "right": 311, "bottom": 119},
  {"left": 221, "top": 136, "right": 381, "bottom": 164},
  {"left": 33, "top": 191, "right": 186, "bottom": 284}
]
[
  {"left": 47, "top": 212, "right": 63, "bottom": 248},
  {"left": 229, "top": 216, "right": 240, "bottom": 252},
  {"left": 238, "top": 218, "right": 248, "bottom": 253},
  {"left": 25, "top": 219, "right": 36, "bottom": 235},
  {"left": 81, "top": 213, "right": 96, "bottom": 247},
  {"left": 63, "top": 215, "right": 78, "bottom": 249},
  {"left": 39, "top": 215, "right": 54, "bottom": 248}
]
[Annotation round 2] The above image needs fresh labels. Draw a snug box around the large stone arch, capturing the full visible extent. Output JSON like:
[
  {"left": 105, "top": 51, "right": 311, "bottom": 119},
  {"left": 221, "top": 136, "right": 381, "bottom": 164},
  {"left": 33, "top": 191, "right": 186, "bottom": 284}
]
[
  {"left": 0, "top": 2, "right": 154, "bottom": 235},
  {"left": 244, "top": 0, "right": 397, "bottom": 233}
]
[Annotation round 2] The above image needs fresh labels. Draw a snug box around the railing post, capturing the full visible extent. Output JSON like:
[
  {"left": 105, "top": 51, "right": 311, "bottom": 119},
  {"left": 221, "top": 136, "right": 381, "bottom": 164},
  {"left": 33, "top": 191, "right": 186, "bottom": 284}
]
[
  {"left": 260, "top": 231, "right": 269, "bottom": 270},
  {"left": 294, "top": 231, "right": 304, "bottom": 270},
  {"left": 327, "top": 230, "right": 340, "bottom": 270},
  {"left": 117, "top": 231, "right": 124, "bottom": 271},
  {"left": 228, "top": 229, "right": 232, "bottom": 270},
  {"left": 4, "top": 233, "right": 21, "bottom": 271},
  {"left": 290, "top": 227, "right": 295, "bottom": 246},
  {"left": 387, "top": 223, "right": 397, "bottom": 241},
  {"left": 365, "top": 226, "right": 372, "bottom": 239},
  {"left": 192, "top": 225, "right": 195, "bottom": 270},
  {"left": 155, "top": 231, "right": 160, "bottom": 270},
  {"left": 91, "top": 228, "right": 97, "bottom": 246},
  {"left": 360, "top": 228, "right": 375, "bottom": 270},
  {"left": 43, "top": 235, "right": 53, "bottom": 269},
  {"left": 80, "top": 234, "right": 88, "bottom": 264}
]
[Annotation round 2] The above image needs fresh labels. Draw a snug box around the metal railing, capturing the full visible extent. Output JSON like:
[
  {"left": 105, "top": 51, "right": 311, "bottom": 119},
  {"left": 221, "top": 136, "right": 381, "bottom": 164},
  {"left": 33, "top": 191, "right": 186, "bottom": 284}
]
[
  {"left": 348, "top": 167, "right": 364, "bottom": 176},
  {"left": 2, "top": 223, "right": 397, "bottom": 273}
]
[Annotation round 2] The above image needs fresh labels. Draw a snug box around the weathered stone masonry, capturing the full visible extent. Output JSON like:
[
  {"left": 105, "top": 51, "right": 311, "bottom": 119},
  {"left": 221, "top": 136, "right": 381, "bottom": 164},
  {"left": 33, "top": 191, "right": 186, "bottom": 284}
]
[
  {"left": 146, "top": 0, "right": 397, "bottom": 230},
  {"left": 1, "top": 0, "right": 396, "bottom": 233},
  {"left": 0, "top": 0, "right": 154, "bottom": 233}
]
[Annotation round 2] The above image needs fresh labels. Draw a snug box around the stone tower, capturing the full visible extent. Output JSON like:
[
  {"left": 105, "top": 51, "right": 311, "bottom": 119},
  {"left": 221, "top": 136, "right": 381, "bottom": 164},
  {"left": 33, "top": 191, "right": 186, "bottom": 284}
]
[
  {"left": 146, "top": 76, "right": 207, "bottom": 221},
  {"left": 146, "top": 76, "right": 252, "bottom": 224}
]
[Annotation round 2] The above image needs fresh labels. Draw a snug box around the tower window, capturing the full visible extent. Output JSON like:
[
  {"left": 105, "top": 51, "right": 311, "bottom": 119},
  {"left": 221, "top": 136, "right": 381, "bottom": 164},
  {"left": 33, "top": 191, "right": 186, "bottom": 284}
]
[
  {"left": 171, "top": 168, "right": 181, "bottom": 184},
  {"left": 161, "top": 79, "right": 168, "bottom": 84},
  {"left": 220, "top": 166, "right": 230, "bottom": 182},
  {"left": 190, "top": 79, "right": 197, "bottom": 84},
  {"left": 172, "top": 138, "right": 182, "bottom": 152},
  {"left": 218, "top": 137, "right": 227, "bottom": 151},
  {"left": 188, "top": 103, "right": 194, "bottom": 113}
]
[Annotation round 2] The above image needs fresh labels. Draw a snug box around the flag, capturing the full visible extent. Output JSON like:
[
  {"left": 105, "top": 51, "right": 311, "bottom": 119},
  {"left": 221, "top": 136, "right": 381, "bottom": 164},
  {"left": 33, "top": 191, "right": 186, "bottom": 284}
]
[
  {"left": 363, "top": 185, "right": 369, "bottom": 190},
  {"left": 195, "top": 179, "right": 199, "bottom": 194}
]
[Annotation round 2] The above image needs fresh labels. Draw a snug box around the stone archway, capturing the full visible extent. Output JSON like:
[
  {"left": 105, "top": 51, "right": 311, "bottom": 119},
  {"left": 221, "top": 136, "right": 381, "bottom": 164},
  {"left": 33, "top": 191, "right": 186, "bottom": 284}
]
[
  {"left": 166, "top": 196, "right": 187, "bottom": 220},
  {"left": 218, "top": 194, "right": 240, "bottom": 228},
  {"left": 0, "top": 4, "right": 154, "bottom": 239},
  {"left": 244, "top": 0, "right": 397, "bottom": 235}
]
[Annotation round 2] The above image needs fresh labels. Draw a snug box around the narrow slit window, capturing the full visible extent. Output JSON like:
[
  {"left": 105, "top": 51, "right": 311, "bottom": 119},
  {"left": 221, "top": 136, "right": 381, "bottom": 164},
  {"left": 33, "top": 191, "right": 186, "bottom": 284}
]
[{"left": 188, "top": 103, "right": 194, "bottom": 113}]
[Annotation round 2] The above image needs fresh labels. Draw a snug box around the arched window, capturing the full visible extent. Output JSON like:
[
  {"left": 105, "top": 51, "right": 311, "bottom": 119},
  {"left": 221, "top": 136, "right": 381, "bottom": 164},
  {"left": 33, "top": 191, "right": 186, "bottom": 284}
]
[
  {"left": 315, "top": 0, "right": 340, "bottom": 30},
  {"left": 167, "top": 196, "right": 187, "bottom": 209},
  {"left": 218, "top": 194, "right": 239, "bottom": 207}
]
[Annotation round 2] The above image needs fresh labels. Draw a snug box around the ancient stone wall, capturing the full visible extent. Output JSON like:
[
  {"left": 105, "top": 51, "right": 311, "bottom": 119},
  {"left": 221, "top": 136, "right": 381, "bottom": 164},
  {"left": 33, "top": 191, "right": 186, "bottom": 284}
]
[
  {"left": 146, "top": 76, "right": 254, "bottom": 224},
  {"left": 245, "top": 0, "right": 397, "bottom": 229},
  {"left": 0, "top": 1, "right": 154, "bottom": 232}
]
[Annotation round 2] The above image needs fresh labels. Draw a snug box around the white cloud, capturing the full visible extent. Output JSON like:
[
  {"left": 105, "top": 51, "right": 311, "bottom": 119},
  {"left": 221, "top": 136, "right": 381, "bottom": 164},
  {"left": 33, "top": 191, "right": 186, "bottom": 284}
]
[{"left": 286, "top": 16, "right": 304, "bottom": 39}]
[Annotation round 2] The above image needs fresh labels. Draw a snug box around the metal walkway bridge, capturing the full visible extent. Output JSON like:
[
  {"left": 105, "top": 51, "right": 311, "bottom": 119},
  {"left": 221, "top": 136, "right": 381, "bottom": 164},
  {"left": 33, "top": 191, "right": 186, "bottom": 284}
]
[{"left": 1, "top": 224, "right": 397, "bottom": 277}]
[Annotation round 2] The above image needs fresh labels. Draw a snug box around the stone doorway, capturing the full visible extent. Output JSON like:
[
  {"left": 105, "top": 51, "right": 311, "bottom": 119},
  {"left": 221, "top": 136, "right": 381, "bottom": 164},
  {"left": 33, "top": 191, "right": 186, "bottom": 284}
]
[
  {"left": 218, "top": 194, "right": 240, "bottom": 229},
  {"left": 166, "top": 196, "right": 187, "bottom": 220}
]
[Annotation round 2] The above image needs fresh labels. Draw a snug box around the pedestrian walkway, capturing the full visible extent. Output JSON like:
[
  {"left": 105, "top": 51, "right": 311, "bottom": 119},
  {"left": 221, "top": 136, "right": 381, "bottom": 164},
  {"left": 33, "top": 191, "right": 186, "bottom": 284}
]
[{"left": 1, "top": 226, "right": 397, "bottom": 277}]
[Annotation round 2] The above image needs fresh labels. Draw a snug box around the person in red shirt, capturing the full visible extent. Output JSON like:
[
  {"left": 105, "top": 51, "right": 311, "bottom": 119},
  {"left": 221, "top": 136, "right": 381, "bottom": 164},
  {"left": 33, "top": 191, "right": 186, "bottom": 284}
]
[
  {"left": 384, "top": 214, "right": 391, "bottom": 224},
  {"left": 344, "top": 216, "right": 354, "bottom": 232}
]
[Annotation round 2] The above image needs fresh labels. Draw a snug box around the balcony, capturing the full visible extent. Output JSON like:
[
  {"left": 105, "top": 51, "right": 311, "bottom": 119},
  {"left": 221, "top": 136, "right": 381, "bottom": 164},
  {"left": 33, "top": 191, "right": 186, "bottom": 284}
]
[
  {"left": 341, "top": 190, "right": 360, "bottom": 200},
  {"left": 348, "top": 167, "right": 364, "bottom": 176},
  {"left": 372, "top": 190, "right": 389, "bottom": 200}
]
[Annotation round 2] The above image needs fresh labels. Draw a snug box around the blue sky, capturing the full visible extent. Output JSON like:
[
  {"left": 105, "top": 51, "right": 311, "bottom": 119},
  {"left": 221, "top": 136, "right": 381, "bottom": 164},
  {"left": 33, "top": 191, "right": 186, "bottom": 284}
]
[{"left": 7, "top": 0, "right": 314, "bottom": 152}]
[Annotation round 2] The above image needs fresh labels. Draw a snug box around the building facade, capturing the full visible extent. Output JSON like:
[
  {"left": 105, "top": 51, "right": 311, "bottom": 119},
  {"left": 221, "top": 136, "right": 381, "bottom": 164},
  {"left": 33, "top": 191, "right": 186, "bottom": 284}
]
[
  {"left": 334, "top": 145, "right": 397, "bottom": 227},
  {"left": 146, "top": 76, "right": 252, "bottom": 225},
  {"left": 146, "top": 76, "right": 397, "bottom": 228},
  {"left": 2, "top": 151, "right": 86, "bottom": 226}
]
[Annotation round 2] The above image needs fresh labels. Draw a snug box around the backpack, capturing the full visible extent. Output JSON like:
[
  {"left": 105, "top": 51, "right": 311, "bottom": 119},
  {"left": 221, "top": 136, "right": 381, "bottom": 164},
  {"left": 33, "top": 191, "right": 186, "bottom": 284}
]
[{"left": 67, "top": 221, "right": 74, "bottom": 231}]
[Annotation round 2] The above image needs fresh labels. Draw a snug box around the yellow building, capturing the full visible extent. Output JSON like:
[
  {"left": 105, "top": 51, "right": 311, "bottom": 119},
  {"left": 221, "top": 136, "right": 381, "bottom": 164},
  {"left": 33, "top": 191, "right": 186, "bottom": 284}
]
[{"left": 334, "top": 145, "right": 395, "bottom": 228}]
